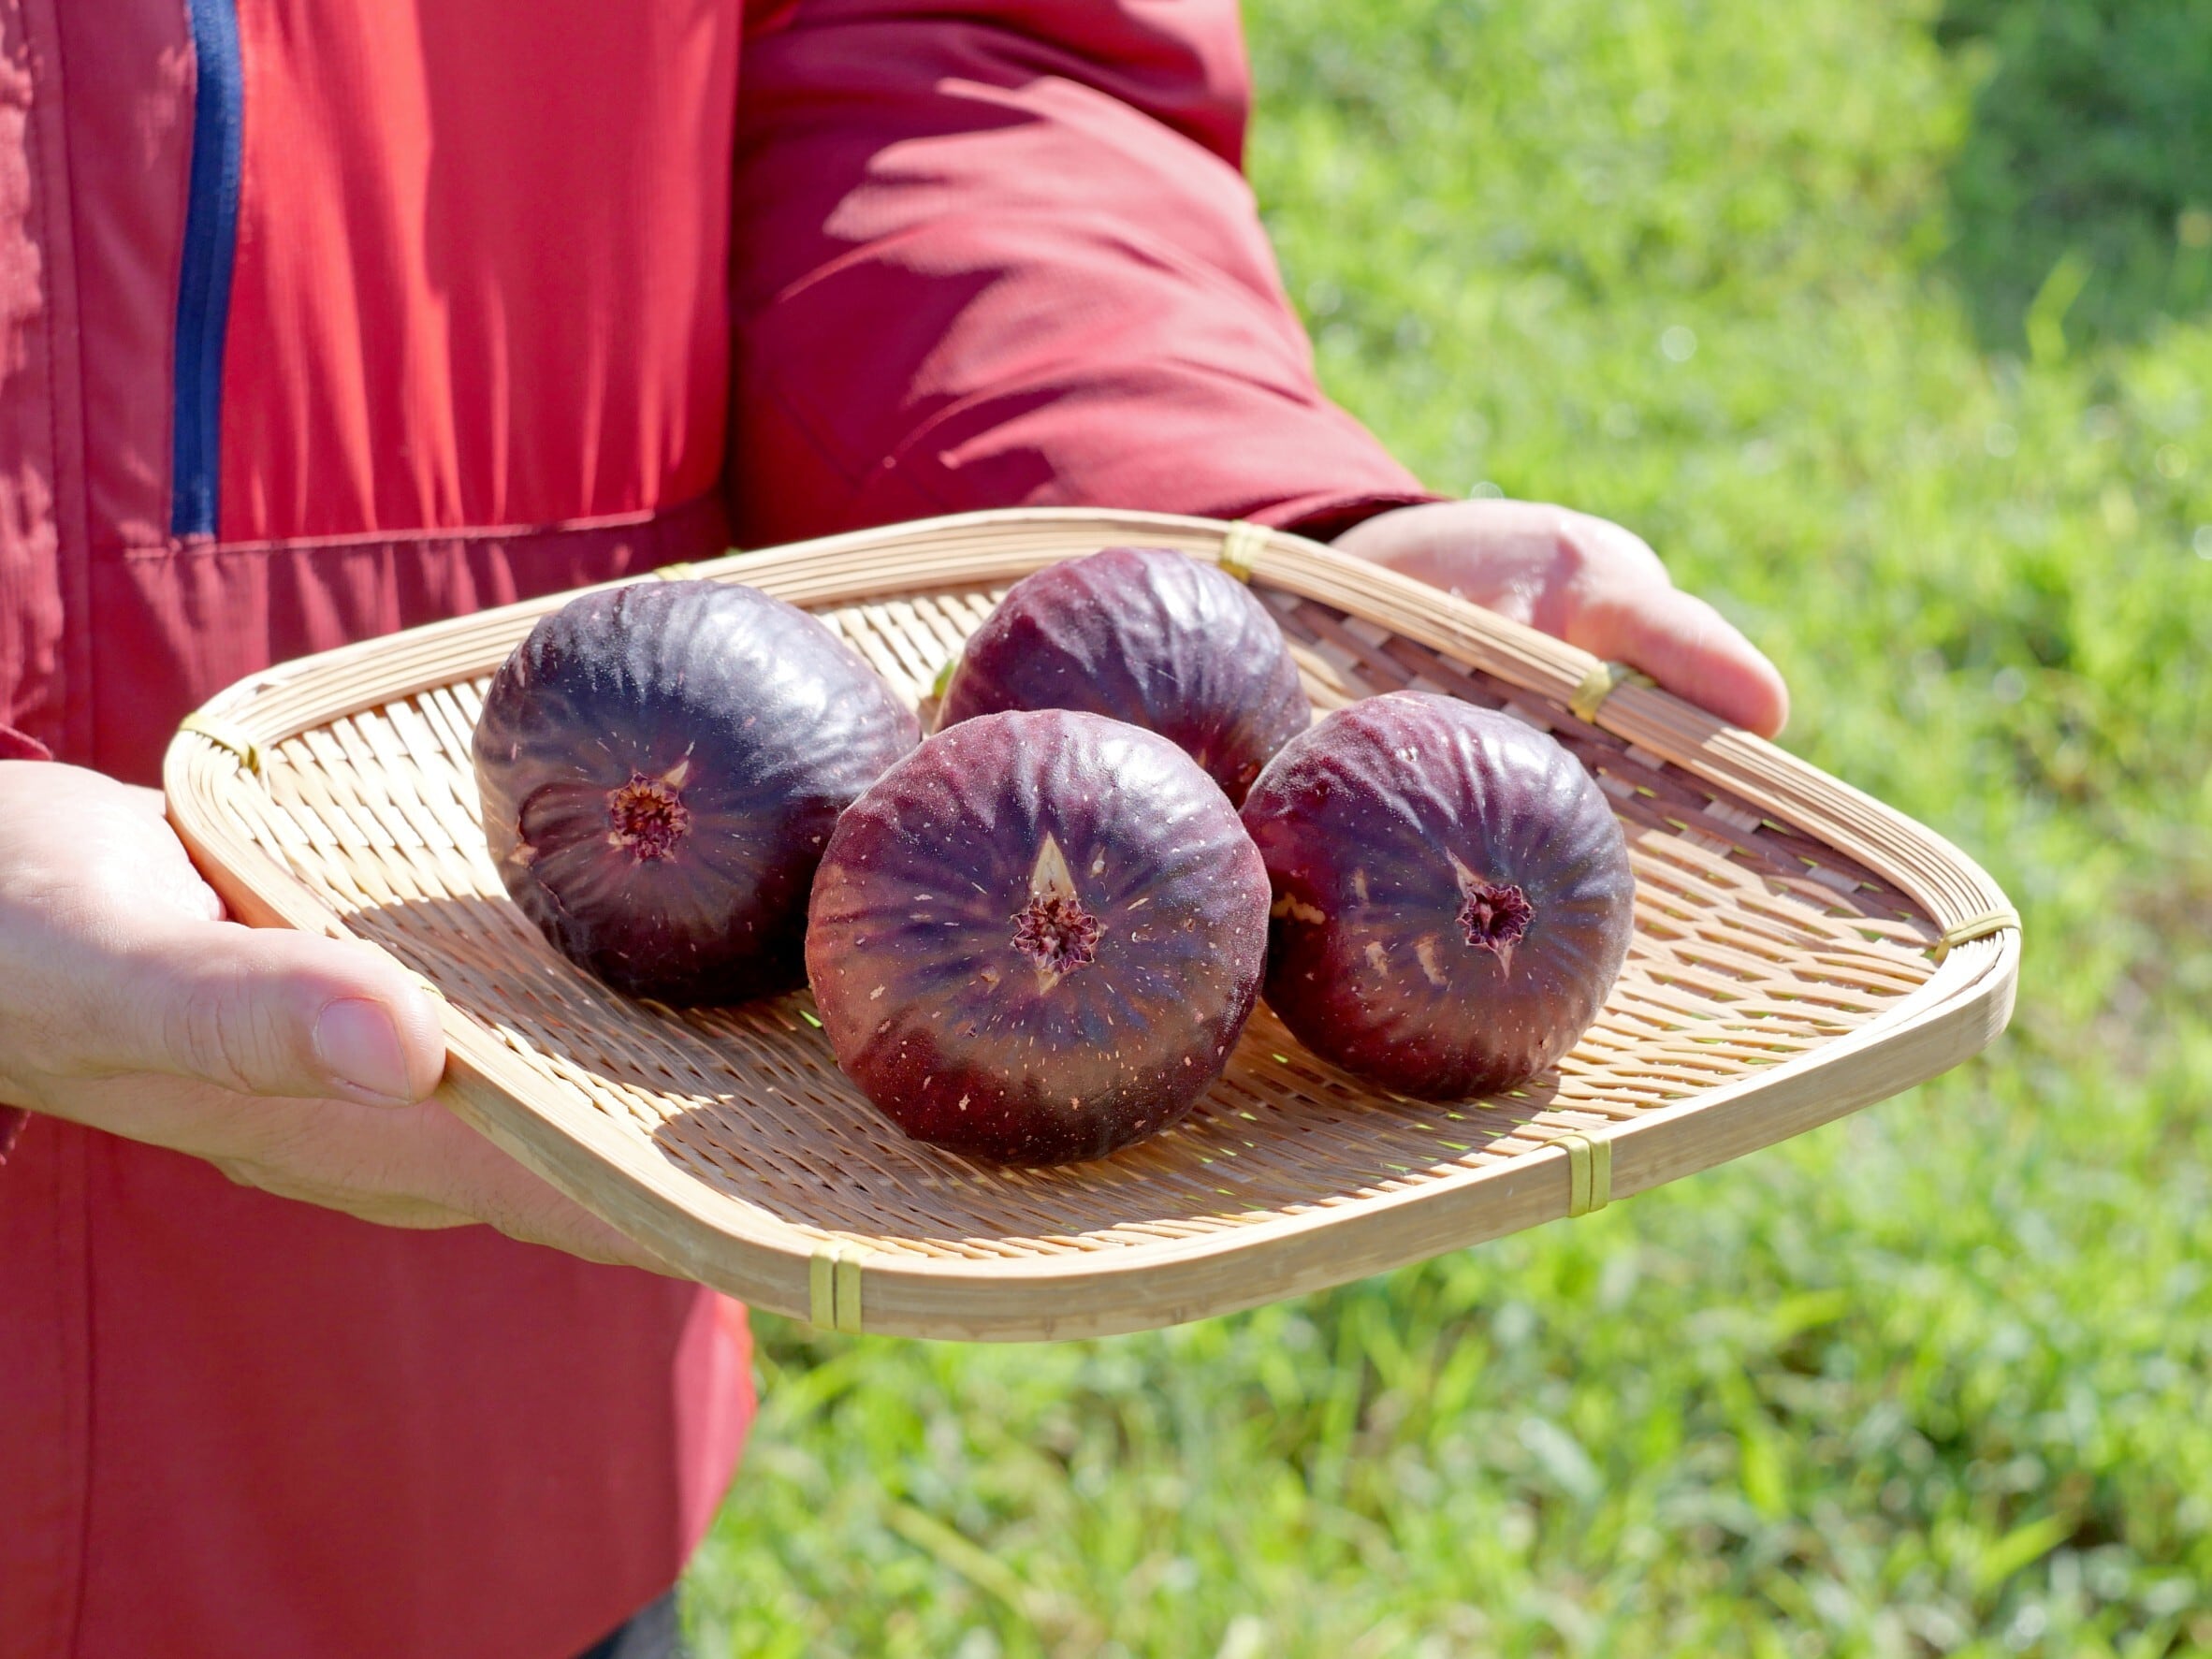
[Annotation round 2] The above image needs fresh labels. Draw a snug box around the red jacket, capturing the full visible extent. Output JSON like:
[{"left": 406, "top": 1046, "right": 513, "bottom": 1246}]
[{"left": 0, "top": 1, "right": 1430, "bottom": 1653}]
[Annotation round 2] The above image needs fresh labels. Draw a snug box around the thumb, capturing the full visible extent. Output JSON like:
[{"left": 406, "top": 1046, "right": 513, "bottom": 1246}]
[
  {"left": 113, "top": 924, "right": 447, "bottom": 1105},
  {"left": 1570, "top": 582, "right": 1792, "bottom": 738}
]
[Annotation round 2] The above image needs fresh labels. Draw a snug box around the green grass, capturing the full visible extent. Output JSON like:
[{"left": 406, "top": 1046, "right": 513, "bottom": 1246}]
[{"left": 684, "top": 2, "right": 2212, "bottom": 1652}]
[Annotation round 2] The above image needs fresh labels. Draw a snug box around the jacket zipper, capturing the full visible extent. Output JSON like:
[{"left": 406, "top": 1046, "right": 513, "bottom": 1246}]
[{"left": 171, "top": 0, "right": 244, "bottom": 538}]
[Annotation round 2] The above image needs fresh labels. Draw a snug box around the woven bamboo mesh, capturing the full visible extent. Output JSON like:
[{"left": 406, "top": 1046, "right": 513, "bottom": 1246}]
[{"left": 165, "top": 510, "right": 2018, "bottom": 1340}]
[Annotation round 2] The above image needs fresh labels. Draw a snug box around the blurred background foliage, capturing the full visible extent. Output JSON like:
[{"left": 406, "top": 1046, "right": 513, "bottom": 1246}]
[
  {"left": 686, "top": 1, "right": 2212, "bottom": 1653},
  {"left": 1939, "top": 0, "right": 2212, "bottom": 350}
]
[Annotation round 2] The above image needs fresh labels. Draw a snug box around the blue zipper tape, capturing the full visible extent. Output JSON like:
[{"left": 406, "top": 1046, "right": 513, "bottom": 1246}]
[{"left": 171, "top": 0, "right": 244, "bottom": 538}]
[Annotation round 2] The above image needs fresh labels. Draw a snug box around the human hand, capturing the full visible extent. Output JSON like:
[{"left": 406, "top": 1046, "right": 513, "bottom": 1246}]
[
  {"left": 0, "top": 762, "right": 662, "bottom": 1269},
  {"left": 1334, "top": 499, "right": 1791, "bottom": 736}
]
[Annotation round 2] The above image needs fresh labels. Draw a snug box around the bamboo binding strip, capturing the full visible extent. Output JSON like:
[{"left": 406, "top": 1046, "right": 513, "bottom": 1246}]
[
  {"left": 1568, "top": 662, "right": 1655, "bottom": 724},
  {"left": 163, "top": 508, "right": 2019, "bottom": 1341},
  {"left": 1555, "top": 1132, "right": 1612, "bottom": 1218}
]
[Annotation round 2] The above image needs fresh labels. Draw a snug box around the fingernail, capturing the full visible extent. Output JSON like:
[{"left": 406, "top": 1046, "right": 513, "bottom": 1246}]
[{"left": 313, "top": 998, "right": 415, "bottom": 1102}]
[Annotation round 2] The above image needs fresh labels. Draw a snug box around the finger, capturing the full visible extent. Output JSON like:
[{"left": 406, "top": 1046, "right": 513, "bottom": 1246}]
[
  {"left": 207, "top": 1155, "right": 481, "bottom": 1229},
  {"left": 482, "top": 1186, "right": 680, "bottom": 1273},
  {"left": 109, "top": 783, "right": 229, "bottom": 921},
  {"left": 97, "top": 925, "right": 447, "bottom": 1106},
  {"left": 401, "top": 1107, "right": 681, "bottom": 1272},
  {"left": 1570, "top": 584, "right": 1792, "bottom": 737},
  {"left": 100, "top": 1078, "right": 669, "bottom": 1271},
  {"left": 214, "top": 1142, "right": 659, "bottom": 1265}
]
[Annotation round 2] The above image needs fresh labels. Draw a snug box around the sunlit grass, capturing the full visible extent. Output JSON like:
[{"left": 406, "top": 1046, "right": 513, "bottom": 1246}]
[{"left": 686, "top": 2, "right": 2212, "bottom": 1652}]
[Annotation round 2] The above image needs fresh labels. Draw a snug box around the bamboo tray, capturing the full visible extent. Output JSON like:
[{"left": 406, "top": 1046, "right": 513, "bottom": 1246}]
[{"left": 164, "top": 509, "right": 2018, "bottom": 1341}]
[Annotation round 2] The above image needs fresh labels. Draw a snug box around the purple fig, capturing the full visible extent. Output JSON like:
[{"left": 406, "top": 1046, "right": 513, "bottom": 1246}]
[
  {"left": 938, "top": 547, "right": 1310, "bottom": 803},
  {"left": 474, "top": 579, "right": 919, "bottom": 1003},
  {"left": 807, "top": 708, "right": 1272, "bottom": 1164},
  {"left": 1241, "top": 692, "right": 1636, "bottom": 1099}
]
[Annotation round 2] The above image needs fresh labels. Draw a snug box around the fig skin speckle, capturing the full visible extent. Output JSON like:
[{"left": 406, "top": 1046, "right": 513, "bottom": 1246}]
[
  {"left": 1240, "top": 692, "right": 1636, "bottom": 1100},
  {"left": 474, "top": 579, "right": 920, "bottom": 1004},
  {"left": 806, "top": 708, "right": 1272, "bottom": 1165},
  {"left": 938, "top": 547, "right": 1311, "bottom": 804}
]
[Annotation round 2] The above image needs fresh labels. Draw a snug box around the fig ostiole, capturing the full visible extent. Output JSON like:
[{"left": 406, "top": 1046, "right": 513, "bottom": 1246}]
[
  {"left": 939, "top": 546, "right": 1311, "bottom": 804},
  {"left": 474, "top": 578, "right": 920, "bottom": 1004},
  {"left": 1240, "top": 692, "right": 1637, "bottom": 1100},
  {"left": 806, "top": 708, "right": 1272, "bottom": 1165},
  {"left": 1011, "top": 834, "right": 1103, "bottom": 989}
]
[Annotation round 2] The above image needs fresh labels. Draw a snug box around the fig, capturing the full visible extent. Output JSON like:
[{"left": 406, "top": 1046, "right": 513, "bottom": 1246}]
[
  {"left": 1240, "top": 692, "right": 1636, "bottom": 1099},
  {"left": 938, "top": 546, "right": 1310, "bottom": 803},
  {"left": 474, "top": 579, "right": 920, "bottom": 1003},
  {"left": 806, "top": 708, "right": 1272, "bottom": 1164}
]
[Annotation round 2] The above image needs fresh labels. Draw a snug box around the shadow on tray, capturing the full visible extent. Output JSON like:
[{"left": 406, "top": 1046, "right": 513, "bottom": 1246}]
[{"left": 344, "top": 890, "right": 1564, "bottom": 1244}]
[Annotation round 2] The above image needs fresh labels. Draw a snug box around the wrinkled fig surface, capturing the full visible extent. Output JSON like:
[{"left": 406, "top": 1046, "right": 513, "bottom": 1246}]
[
  {"left": 1241, "top": 692, "right": 1636, "bottom": 1099},
  {"left": 807, "top": 708, "right": 1271, "bottom": 1164},
  {"left": 474, "top": 579, "right": 919, "bottom": 1003},
  {"left": 939, "top": 547, "right": 1311, "bottom": 803}
]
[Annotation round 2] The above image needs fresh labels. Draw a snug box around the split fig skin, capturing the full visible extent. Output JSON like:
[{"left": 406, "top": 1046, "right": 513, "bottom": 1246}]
[
  {"left": 938, "top": 547, "right": 1311, "bottom": 803},
  {"left": 1240, "top": 692, "right": 1636, "bottom": 1100},
  {"left": 806, "top": 708, "right": 1272, "bottom": 1165},
  {"left": 473, "top": 579, "right": 920, "bottom": 1004}
]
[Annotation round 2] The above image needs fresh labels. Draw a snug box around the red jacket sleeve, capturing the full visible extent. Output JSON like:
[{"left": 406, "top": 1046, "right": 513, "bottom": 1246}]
[{"left": 724, "top": 0, "right": 1441, "bottom": 546}]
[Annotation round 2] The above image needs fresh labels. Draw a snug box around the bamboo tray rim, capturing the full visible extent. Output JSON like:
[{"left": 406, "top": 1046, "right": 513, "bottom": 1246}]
[{"left": 164, "top": 507, "right": 2019, "bottom": 1340}]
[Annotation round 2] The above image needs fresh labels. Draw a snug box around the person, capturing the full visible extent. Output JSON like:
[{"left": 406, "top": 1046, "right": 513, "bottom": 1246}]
[{"left": 0, "top": 2, "right": 1788, "bottom": 1654}]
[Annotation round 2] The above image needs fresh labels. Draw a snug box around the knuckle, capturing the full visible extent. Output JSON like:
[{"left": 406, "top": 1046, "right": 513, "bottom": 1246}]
[
  {"left": 167, "top": 963, "right": 288, "bottom": 1094},
  {"left": 1564, "top": 510, "right": 1668, "bottom": 589}
]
